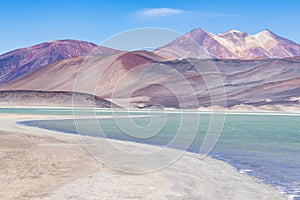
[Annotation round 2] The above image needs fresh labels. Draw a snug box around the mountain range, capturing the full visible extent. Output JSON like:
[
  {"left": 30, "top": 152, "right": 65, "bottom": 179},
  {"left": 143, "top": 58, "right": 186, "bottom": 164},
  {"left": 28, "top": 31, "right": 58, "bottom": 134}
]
[
  {"left": 0, "top": 28, "right": 300, "bottom": 109},
  {"left": 155, "top": 28, "right": 300, "bottom": 60}
]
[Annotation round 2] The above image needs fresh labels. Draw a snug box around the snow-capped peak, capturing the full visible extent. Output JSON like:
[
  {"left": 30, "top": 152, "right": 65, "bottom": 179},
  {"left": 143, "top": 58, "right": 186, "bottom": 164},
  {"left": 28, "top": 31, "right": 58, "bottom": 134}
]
[{"left": 155, "top": 28, "right": 300, "bottom": 60}]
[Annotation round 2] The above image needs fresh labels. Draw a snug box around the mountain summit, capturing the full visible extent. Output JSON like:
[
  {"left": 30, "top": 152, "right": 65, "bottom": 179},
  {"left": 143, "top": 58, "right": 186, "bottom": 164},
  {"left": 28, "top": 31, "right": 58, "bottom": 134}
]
[
  {"left": 0, "top": 40, "right": 118, "bottom": 84},
  {"left": 155, "top": 29, "right": 300, "bottom": 60}
]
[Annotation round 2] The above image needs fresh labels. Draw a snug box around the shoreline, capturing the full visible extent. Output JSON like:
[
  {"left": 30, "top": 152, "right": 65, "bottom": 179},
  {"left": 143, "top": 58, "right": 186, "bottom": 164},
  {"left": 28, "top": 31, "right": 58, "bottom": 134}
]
[
  {"left": 1, "top": 106, "right": 300, "bottom": 117},
  {"left": 1, "top": 104, "right": 300, "bottom": 113},
  {"left": 0, "top": 113, "right": 287, "bottom": 199},
  {"left": 19, "top": 116, "right": 294, "bottom": 198}
]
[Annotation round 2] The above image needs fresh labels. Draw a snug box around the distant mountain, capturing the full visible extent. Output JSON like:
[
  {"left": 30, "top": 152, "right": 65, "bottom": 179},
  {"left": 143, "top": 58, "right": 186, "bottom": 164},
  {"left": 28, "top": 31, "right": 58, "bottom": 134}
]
[
  {"left": 0, "top": 39, "right": 118, "bottom": 84},
  {"left": 154, "top": 28, "right": 300, "bottom": 60},
  {"left": 2, "top": 50, "right": 300, "bottom": 109},
  {"left": 1, "top": 29, "right": 300, "bottom": 109},
  {"left": 0, "top": 51, "right": 166, "bottom": 99}
]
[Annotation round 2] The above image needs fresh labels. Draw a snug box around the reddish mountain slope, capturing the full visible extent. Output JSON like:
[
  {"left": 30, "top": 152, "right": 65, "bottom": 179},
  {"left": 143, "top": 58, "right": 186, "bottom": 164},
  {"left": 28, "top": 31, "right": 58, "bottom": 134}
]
[
  {"left": 0, "top": 51, "right": 165, "bottom": 100},
  {"left": 0, "top": 40, "right": 118, "bottom": 84},
  {"left": 2, "top": 49, "right": 300, "bottom": 109}
]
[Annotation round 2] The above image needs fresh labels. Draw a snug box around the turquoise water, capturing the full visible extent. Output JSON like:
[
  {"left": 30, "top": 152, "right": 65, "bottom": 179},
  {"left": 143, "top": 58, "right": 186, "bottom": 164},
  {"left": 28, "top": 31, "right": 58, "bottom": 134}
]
[{"left": 3, "top": 108, "right": 299, "bottom": 199}]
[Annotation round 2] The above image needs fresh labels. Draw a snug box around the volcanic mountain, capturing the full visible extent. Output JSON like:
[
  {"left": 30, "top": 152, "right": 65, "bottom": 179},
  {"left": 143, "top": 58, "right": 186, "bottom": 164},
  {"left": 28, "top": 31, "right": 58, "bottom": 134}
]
[
  {"left": 0, "top": 51, "right": 166, "bottom": 100},
  {"left": 154, "top": 28, "right": 300, "bottom": 60},
  {"left": 2, "top": 50, "right": 300, "bottom": 109},
  {"left": 1, "top": 29, "right": 300, "bottom": 109},
  {"left": 0, "top": 39, "right": 118, "bottom": 84}
]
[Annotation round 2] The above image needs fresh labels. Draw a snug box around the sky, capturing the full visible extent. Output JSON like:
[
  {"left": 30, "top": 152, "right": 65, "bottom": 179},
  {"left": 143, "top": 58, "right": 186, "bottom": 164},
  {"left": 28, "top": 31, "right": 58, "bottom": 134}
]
[{"left": 1, "top": 0, "right": 300, "bottom": 54}]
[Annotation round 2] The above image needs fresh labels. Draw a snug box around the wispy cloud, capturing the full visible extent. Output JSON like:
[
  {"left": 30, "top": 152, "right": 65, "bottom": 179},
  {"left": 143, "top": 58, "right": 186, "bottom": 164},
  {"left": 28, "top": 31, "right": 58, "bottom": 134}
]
[
  {"left": 135, "top": 8, "right": 185, "bottom": 19},
  {"left": 134, "top": 8, "right": 237, "bottom": 20}
]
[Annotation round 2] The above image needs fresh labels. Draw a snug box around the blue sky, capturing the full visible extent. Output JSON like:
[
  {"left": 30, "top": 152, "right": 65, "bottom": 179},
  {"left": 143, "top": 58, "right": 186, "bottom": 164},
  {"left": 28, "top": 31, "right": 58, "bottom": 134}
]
[{"left": 1, "top": 0, "right": 299, "bottom": 54}]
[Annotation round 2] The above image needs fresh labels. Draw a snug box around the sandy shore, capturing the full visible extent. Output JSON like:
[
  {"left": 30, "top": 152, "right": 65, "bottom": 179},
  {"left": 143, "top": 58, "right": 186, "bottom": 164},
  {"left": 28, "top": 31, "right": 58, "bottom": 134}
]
[{"left": 0, "top": 113, "right": 287, "bottom": 200}]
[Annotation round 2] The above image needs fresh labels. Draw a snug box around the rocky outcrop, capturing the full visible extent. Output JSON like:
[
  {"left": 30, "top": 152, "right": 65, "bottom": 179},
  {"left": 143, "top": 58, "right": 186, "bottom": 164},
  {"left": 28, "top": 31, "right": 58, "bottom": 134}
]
[{"left": 0, "top": 90, "right": 120, "bottom": 108}]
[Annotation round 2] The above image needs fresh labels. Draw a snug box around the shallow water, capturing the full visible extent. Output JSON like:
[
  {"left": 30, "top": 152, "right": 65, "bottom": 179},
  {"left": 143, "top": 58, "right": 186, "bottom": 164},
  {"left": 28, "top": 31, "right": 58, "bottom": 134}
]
[{"left": 3, "top": 108, "right": 299, "bottom": 199}]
